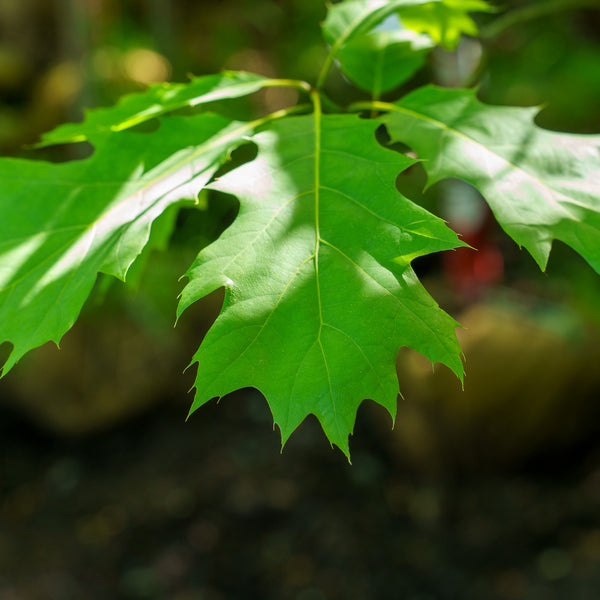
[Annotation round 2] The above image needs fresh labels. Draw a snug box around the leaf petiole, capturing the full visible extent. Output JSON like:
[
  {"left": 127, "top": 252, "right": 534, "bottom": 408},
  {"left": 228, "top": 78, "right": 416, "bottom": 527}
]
[
  {"left": 347, "top": 100, "right": 397, "bottom": 115},
  {"left": 262, "top": 78, "right": 313, "bottom": 94},
  {"left": 249, "top": 102, "right": 313, "bottom": 131}
]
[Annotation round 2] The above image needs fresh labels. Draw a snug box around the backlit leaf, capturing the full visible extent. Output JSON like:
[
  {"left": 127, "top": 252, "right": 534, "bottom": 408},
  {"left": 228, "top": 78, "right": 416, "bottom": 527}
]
[
  {"left": 336, "top": 15, "right": 434, "bottom": 93},
  {"left": 321, "top": 0, "right": 492, "bottom": 55},
  {"left": 400, "top": 0, "right": 494, "bottom": 49}
]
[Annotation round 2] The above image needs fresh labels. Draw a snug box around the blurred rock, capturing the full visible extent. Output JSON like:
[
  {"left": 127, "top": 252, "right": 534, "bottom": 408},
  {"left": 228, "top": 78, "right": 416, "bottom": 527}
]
[
  {"left": 1, "top": 312, "right": 185, "bottom": 435},
  {"left": 389, "top": 302, "right": 600, "bottom": 472},
  {"left": 0, "top": 277, "right": 222, "bottom": 437}
]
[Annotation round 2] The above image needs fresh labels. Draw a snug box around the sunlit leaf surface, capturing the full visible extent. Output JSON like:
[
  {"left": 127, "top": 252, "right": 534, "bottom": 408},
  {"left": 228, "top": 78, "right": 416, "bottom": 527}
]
[
  {"left": 179, "top": 113, "right": 464, "bottom": 457},
  {"left": 0, "top": 113, "right": 250, "bottom": 373},
  {"left": 381, "top": 86, "right": 600, "bottom": 273},
  {"left": 321, "top": 0, "right": 492, "bottom": 53}
]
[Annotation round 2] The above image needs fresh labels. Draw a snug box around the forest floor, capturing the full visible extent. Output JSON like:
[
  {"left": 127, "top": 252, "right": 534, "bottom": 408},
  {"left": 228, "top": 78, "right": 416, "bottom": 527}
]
[{"left": 1, "top": 390, "right": 600, "bottom": 600}]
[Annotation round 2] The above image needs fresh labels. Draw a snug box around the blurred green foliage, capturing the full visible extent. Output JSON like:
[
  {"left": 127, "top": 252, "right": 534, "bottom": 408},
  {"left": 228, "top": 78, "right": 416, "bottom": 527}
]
[
  {"left": 0, "top": 0, "right": 326, "bottom": 153},
  {"left": 480, "top": 4, "right": 600, "bottom": 132},
  {"left": 2, "top": 0, "right": 600, "bottom": 155}
]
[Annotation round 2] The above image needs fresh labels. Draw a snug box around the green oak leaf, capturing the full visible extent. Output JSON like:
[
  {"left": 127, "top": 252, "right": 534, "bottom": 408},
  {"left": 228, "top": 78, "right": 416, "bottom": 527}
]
[
  {"left": 178, "top": 113, "right": 465, "bottom": 459},
  {"left": 380, "top": 85, "right": 600, "bottom": 273},
  {"left": 39, "top": 71, "right": 277, "bottom": 146},
  {"left": 400, "top": 0, "right": 494, "bottom": 49},
  {"left": 321, "top": 0, "right": 435, "bottom": 48},
  {"left": 337, "top": 16, "right": 434, "bottom": 93},
  {"left": 0, "top": 113, "right": 253, "bottom": 374},
  {"left": 320, "top": 0, "right": 493, "bottom": 89},
  {"left": 321, "top": 0, "right": 492, "bottom": 53}
]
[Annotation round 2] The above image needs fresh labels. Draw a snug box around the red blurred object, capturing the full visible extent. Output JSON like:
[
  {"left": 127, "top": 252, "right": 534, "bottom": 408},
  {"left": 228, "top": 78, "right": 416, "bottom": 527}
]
[{"left": 443, "top": 206, "right": 504, "bottom": 299}]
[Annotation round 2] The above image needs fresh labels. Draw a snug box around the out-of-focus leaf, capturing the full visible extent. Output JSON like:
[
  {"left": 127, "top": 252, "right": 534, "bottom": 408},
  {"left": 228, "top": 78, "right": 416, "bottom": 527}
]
[
  {"left": 320, "top": 0, "right": 493, "bottom": 89},
  {"left": 322, "top": 0, "right": 432, "bottom": 47},
  {"left": 321, "top": 0, "right": 492, "bottom": 52},
  {"left": 400, "top": 0, "right": 494, "bottom": 49},
  {"left": 337, "top": 16, "right": 434, "bottom": 93}
]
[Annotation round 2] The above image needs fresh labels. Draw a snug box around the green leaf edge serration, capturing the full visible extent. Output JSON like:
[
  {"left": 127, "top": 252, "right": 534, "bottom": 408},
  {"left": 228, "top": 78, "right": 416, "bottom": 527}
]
[{"left": 177, "top": 107, "right": 465, "bottom": 459}]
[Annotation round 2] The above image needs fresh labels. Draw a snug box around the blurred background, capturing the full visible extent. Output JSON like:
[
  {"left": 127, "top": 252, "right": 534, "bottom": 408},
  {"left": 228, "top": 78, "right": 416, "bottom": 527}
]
[{"left": 1, "top": 0, "right": 600, "bottom": 598}]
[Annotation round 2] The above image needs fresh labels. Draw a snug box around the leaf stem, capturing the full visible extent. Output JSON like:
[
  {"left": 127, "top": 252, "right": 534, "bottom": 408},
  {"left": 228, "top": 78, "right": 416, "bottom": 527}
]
[
  {"left": 310, "top": 88, "right": 324, "bottom": 335},
  {"left": 316, "top": 50, "right": 337, "bottom": 91},
  {"left": 480, "top": 0, "right": 600, "bottom": 40},
  {"left": 263, "top": 78, "right": 313, "bottom": 94}
]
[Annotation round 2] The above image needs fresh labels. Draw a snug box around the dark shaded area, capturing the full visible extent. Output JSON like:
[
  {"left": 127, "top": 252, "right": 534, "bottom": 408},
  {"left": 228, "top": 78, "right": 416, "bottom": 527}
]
[{"left": 2, "top": 393, "right": 600, "bottom": 600}]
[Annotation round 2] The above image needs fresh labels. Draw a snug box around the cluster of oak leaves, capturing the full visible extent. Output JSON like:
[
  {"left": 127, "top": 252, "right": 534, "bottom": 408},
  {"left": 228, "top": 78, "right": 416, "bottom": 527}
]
[{"left": 0, "top": 0, "right": 599, "bottom": 458}]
